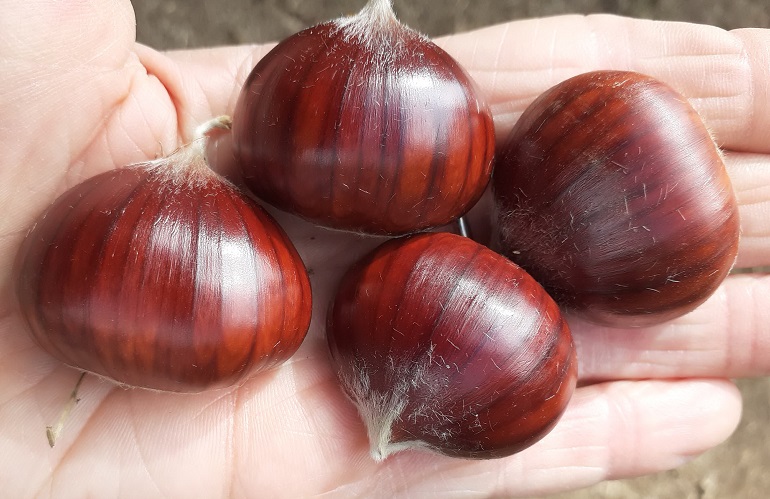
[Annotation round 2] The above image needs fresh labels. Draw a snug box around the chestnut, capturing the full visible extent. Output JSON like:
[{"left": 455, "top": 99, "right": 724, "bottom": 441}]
[
  {"left": 232, "top": 0, "right": 495, "bottom": 235},
  {"left": 327, "top": 232, "right": 577, "bottom": 460},
  {"left": 493, "top": 70, "right": 740, "bottom": 327},
  {"left": 15, "top": 126, "right": 312, "bottom": 392}
]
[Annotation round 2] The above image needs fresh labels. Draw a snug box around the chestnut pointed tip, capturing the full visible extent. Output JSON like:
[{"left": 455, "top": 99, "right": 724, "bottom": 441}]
[
  {"left": 370, "top": 447, "right": 385, "bottom": 462},
  {"left": 368, "top": 424, "right": 394, "bottom": 462},
  {"left": 369, "top": 442, "right": 392, "bottom": 463},
  {"left": 369, "top": 439, "right": 422, "bottom": 463}
]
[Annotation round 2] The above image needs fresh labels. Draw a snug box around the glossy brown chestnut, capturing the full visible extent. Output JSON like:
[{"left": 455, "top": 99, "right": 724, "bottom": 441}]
[
  {"left": 232, "top": 0, "right": 494, "bottom": 235},
  {"left": 493, "top": 70, "right": 740, "bottom": 327},
  {"left": 16, "top": 140, "right": 312, "bottom": 392},
  {"left": 327, "top": 232, "right": 577, "bottom": 460}
]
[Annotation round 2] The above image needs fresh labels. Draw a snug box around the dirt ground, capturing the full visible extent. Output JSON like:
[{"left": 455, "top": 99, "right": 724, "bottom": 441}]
[{"left": 131, "top": 1, "right": 769, "bottom": 497}]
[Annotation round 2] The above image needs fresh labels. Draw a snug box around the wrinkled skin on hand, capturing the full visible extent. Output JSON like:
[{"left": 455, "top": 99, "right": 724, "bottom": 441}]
[{"left": 1, "top": 2, "right": 769, "bottom": 497}]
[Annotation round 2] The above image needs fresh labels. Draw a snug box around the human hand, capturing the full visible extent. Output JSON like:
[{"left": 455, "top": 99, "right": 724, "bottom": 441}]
[{"left": 1, "top": 1, "right": 769, "bottom": 497}]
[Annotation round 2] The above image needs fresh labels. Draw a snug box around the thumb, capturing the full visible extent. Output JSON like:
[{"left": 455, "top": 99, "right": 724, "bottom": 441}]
[
  {"left": 0, "top": 0, "right": 138, "bottom": 296},
  {"left": 0, "top": 0, "right": 135, "bottom": 184},
  {"left": 0, "top": 0, "right": 137, "bottom": 170}
]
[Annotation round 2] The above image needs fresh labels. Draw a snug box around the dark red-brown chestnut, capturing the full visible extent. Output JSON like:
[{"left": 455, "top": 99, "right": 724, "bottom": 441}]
[
  {"left": 232, "top": 0, "right": 494, "bottom": 235},
  {"left": 327, "top": 232, "right": 577, "bottom": 460},
  {"left": 493, "top": 70, "right": 740, "bottom": 327},
  {"left": 15, "top": 125, "right": 312, "bottom": 392}
]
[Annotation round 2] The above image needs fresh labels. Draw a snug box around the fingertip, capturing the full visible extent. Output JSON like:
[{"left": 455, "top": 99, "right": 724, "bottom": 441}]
[
  {"left": 503, "top": 378, "right": 744, "bottom": 493},
  {"left": 597, "top": 378, "right": 743, "bottom": 477},
  {"left": 665, "top": 379, "right": 743, "bottom": 465}
]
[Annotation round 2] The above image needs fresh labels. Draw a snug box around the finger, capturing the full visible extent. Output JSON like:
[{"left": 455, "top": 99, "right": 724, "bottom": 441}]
[
  {"left": 573, "top": 273, "right": 770, "bottom": 382},
  {"left": 164, "top": 15, "right": 769, "bottom": 154},
  {"left": 334, "top": 379, "right": 741, "bottom": 498},
  {"left": 134, "top": 43, "right": 272, "bottom": 141},
  {"left": 731, "top": 28, "right": 770, "bottom": 153},
  {"left": 0, "top": 0, "right": 138, "bottom": 182},
  {"left": 438, "top": 16, "right": 768, "bottom": 152},
  {"left": 1, "top": 333, "right": 740, "bottom": 497},
  {"left": 728, "top": 153, "right": 770, "bottom": 268}
]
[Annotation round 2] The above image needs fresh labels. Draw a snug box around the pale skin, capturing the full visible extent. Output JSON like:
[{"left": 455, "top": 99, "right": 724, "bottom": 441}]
[{"left": 1, "top": 1, "right": 769, "bottom": 497}]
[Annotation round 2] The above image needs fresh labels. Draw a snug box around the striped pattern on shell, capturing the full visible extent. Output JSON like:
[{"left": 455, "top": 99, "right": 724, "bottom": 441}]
[
  {"left": 233, "top": 13, "right": 494, "bottom": 235},
  {"left": 493, "top": 71, "right": 740, "bottom": 327},
  {"left": 16, "top": 164, "right": 311, "bottom": 392},
  {"left": 327, "top": 232, "right": 577, "bottom": 459}
]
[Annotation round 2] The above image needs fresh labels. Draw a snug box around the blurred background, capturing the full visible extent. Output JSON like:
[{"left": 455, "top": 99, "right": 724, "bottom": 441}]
[
  {"left": 134, "top": 0, "right": 770, "bottom": 47},
  {"left": 132, "top": 1, "right": 769, "bottom": 497}
]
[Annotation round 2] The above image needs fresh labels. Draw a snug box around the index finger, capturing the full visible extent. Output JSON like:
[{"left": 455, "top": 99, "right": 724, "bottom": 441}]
[
  {"left": 162, "top": 15, "right": 770, "bottom": 153},
  {"left": 437, "top": 15, "right": 769, "bottom": 152}
]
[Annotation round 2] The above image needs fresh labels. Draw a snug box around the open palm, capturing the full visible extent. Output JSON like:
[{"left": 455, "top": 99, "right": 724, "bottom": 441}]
[{"left": 1, "top": 1, "right": 769, "bottom": 497}]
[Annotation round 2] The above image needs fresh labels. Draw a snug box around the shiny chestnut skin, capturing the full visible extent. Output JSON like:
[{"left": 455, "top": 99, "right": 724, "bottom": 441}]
[
  {"left": 493, "top": 70, "right": 740, "bottom": 327},
  {"left": 327, "top": 232, "right": 577, "bottom": 460},
  {"left": 232, "top": 0, "right": 495, "bottom": 235},
  {"left": 16, "top": 159, "right": 312, "bottom": 392}
]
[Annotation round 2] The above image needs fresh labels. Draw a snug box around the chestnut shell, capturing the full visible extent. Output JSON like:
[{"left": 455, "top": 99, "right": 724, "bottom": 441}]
[
  {"left": 232, "top": 14, "right": 495, "bottom": 235},
  {"left": 16, "top": 164, "right": 312, "bottom": 392},
  {"left": 493, "top": 70, "right": 740, "bottom": 327},
  {"left": 327, "top": 232, "right": 577, "bottom": 460}
]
